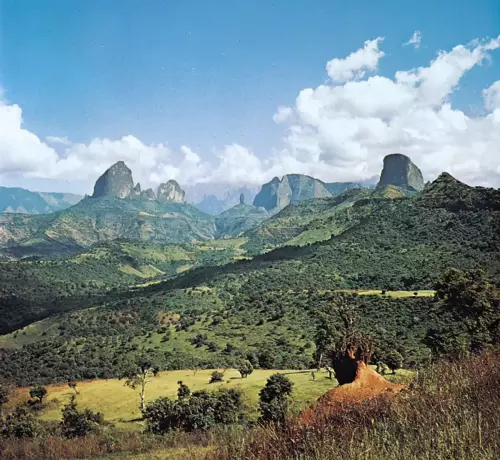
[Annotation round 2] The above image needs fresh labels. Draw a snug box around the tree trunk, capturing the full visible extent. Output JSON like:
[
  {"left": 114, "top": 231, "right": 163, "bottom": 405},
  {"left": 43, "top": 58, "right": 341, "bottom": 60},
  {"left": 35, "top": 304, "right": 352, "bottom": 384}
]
[{"left": 140, "top": 381, "right": 146, "bottom": 412}]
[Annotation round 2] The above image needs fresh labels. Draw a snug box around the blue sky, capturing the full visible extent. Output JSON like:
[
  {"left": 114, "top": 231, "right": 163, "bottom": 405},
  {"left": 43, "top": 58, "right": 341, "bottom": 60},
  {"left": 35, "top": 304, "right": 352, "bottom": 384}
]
[{"left": 0, "top": 0, "right": 499, "bottom": 193}]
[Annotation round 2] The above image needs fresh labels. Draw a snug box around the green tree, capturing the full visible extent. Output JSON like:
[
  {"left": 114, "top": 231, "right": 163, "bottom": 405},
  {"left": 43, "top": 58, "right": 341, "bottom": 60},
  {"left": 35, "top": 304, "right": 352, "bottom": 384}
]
[
  {"left": 383, "top": 350, "right": 404, "bottom": 374},
  {"left": 429, "top": 269, "right": 500, "bottom": 357},
  {"left": 122, "top": 357, "right": 160, "bottom": 412},
  {"left": 61, "top": 396, "right": 104, "bottom": 438},
  {"left": 238, "top": 360, "right": 254, "bottom": 379},
  {"left": 209, "top": 371, "right": 224, "bottom": 384},
  {"left": 29, "top": 386, "right": 48, "bottom": 404},
  {"left": 314, "top": 296, "right": 374, "bottom": 385},
  {"left": 259, "top": 374, "right": 293, "bottom": 424},
  {"left": 0, "top": 384, "right": 10, "bottom": 419},
  {"left": 1, "top": 404, "right": 40, "bottom": 438},
  {"left": 177, "top": 381, "right": 191, "bottom": 400}
]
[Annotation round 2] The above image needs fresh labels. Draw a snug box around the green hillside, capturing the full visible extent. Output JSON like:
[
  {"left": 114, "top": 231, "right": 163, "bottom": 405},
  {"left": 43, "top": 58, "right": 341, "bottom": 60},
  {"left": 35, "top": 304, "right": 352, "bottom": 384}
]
[
  {"left": 2, "top": 174, "right": 499, "bottom": 385},
  {"left": 0, "top": 238, "right": 245, "bottom": 334},
  {"left": 0, "top": 196, "right": 217, "bottom": 259}
]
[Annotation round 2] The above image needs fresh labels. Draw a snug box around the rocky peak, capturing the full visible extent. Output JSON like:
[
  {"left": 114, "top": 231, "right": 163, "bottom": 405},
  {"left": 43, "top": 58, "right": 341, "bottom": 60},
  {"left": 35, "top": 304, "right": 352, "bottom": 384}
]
[
  {"left": 157, "top": 180, "right": 186, "bottom": 204},
  {"left": 377, "top": 154, "right": 424, "bottom": 192},
  {"left": 239, "top": 193, "right": 245, "bottom": 205},
  {"left": 253, "top": 174, "right": 330, "bottom": 211},
  {"left": 133, "top": 183, "right": 142, "bottom": 196},
  {"left": 92, "top": 161, "right": 135, "bottom": 199},
  {"left": 141, "top": 188, "right": 156, "bottom": 200}
]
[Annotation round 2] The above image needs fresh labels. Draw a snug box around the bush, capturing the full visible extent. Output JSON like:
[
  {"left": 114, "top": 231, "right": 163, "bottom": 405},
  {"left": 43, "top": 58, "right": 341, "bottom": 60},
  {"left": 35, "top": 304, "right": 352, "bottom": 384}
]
[
  {"left": 209, "top": 371, "right": 224, "bottom": 384},
  {"left": 259, "top": 374, "right": 293, "bottom": 424},
  {"left": 143, "top": 388, "right": 245, "bottom": 434},
  {"left": 1, "top": 404, "right": 41, "bottom": 438},
  {"left": 29, "top": 386, "right": 48, "bottom": 404},
  {"left": 238, "top": 360, "right": 254, "bottom": 379},
  {"left": 60, "top": 397, "right": 105, "bottom": 438}
]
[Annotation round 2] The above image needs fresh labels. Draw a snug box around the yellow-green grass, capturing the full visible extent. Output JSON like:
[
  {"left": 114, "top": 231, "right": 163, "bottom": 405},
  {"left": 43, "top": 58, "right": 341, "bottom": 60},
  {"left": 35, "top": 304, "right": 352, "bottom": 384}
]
[
  {"left": 11, "top": 369, "right": 338, "bottom": 430},
  {"left": 336, "top": 289, "right": 435, "bottom": 298},
  {"left": 0, "top": 316, "right": 60, "bottom": 349}
]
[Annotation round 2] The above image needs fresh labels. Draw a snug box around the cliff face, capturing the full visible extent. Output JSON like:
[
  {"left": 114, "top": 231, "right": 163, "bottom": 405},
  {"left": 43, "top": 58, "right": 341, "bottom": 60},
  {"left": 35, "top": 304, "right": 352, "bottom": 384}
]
[
  {"left": 377, "top": 154, "right": 424, "bottom": 191},
  {"left": 92, "top": 161, "right": 135, "bottom": 199},
  {"left": 253, "top": 174, "right": 331, "bottom": 212},
  {"left": 157, "top": 180, "right": 186, "bottom": 204}
]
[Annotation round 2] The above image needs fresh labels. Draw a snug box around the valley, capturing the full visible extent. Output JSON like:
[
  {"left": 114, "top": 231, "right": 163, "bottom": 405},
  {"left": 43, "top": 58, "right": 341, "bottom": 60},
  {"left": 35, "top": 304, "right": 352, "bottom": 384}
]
[{"left": 1, "top": 154, "right": 499, "bottom": 459}]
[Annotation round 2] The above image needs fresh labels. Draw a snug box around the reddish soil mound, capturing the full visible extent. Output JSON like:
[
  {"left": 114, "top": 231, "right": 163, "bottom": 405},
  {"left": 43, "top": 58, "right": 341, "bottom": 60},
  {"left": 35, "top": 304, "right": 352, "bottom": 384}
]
[{"left": 299, "top": 361, "right": 404, "bottom": 425}]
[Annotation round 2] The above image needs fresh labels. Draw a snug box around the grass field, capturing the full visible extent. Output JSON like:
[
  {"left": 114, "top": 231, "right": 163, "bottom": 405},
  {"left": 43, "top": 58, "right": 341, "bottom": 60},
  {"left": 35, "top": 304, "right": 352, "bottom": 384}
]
[{"left": 10, "top": 369, "right": 343, "bottom": 429}]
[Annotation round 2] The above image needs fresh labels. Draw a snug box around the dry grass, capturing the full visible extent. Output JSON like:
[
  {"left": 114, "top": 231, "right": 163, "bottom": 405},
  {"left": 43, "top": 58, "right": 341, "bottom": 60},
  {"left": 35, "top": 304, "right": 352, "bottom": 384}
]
[{"left": 205, "top": 349, "right": 500, "bottom": 460}]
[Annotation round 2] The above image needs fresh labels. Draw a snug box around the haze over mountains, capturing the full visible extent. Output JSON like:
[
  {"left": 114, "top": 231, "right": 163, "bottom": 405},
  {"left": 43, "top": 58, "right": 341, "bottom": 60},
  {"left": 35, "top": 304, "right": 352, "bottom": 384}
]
[{"left": 0, "top": 152, "right": 495, "bottom": 266}]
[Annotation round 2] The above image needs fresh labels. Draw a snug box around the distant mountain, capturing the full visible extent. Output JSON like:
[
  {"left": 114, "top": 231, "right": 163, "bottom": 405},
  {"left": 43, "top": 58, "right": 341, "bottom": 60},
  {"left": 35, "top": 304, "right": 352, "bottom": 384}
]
[
  {"left": 0, "top": 162, "right": 215, "bottom": 259},
  {"left": 185, "top": 184, "right": 260, "bottom": 215},
  {"left": 377, "top": 153, "right": 425, "bottom": 191},
  {"left": 253, "top": 174, "right": 373, "bottom": 212},
  {"left": 215, "top": 194, "right": 269, "bottom": 238},
  {"left": 0, "top": 186, "right": 82, "bottom": 214}
]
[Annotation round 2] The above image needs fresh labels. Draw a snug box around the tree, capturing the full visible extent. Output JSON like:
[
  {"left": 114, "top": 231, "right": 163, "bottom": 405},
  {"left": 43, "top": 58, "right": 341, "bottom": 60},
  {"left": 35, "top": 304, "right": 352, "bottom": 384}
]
[
  {"left": 122, "top": 357, "right": 160, "bottom": 412},
  {"left": 314, "top": 296, "right": 374, "bottom": 385},
  {"left": 143, "top": 388, "right": 245, "bottom": 434},
  {"left": 177, "top": 381, "right": 191, "bottom": 400},
  {"left": 61, "top": 396, "right": 104, "bottom": 438},
  {"left": 0, "top": 384, "right": 10, "bottom": 419},
  {"left": 209, "top": 371, "right": 224, "bottom": 384},
  {"left": 68, "top": 380, "right": 79, "bottom": 395},
  {"left": 259, "top": 374, "right": 293, "bottom": 424},
  {"left": 29, "top": 386, "right": 48, "bottom": 404},
  {"left": 1, "top": 404, "right": 40, "bottom": 438},
  {"left": 238, "top": 360, "right": 254, "bottom": 379},
  {"left": 428, "top": 269, "right": 500, "bottom": 357},
  {"left": 383, "top": 350, "right": 404, "bottom": 374}
]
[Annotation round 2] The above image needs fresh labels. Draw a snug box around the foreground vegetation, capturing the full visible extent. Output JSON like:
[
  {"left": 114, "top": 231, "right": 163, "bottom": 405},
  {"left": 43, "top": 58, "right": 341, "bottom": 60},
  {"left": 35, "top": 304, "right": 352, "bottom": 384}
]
[{"left": 0, "top": 350, "right": 497, "bottom": 459}]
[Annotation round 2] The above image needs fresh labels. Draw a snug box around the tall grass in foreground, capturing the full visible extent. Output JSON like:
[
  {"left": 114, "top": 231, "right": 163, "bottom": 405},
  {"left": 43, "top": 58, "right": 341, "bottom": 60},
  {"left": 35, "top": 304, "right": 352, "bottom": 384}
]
[
  {"left": 1, "top": 350, "right": 498, "bottom": 459},
  {"left": 207, "top": 349, "right": 500, "bottom": 460}
]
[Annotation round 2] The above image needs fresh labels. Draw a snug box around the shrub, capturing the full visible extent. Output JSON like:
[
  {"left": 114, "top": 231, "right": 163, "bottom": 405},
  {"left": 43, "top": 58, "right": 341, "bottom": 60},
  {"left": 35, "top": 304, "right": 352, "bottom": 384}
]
[
  {"left": 238, "top": 360, "right": 254, "bottom": 379},
  {"left": 29, "top": 386, "right": 48, "bottom": 404},
  {"left": 259, "top": 374, "right": 293, "bottom": 424},
  {"left": 1, "top": 404, "right": 40, "bottom": 438},
  {"left": 210, "top": 371, "right": 224, "bottom": 384},
  {"left": 143, "top": 388, "right": 245, "bottom": 434},
  {"left": 60, "top": 397, "right": 105, "bottom": 438}
]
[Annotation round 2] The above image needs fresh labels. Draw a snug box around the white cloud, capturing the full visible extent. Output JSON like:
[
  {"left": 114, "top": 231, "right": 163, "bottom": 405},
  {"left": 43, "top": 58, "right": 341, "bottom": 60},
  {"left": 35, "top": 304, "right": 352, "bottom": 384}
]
[
  {"left": 274, "top": 35, "right": 500, "bottom": 186},
  {"left": 404, "top": 31, "right": 422, "bottom": 49},
  {"left": 2, "top": 35, "right": 500, "bottom": 192},
  {"left": 326, "top": 37, "right": 385, "bottom": 83},
  {"left": 46, "top": 135, "right": 71, "bottom": 146},
  {"left": 273, "top": 106, "right": 293, "bottom": 123},
  {"left": 483, "top": 81, "right": 500, "bottom": 111}
]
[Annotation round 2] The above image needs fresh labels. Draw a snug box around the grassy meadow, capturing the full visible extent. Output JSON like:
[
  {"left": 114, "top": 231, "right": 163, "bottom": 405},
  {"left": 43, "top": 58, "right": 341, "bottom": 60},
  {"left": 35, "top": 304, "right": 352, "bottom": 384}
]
[{"left": 9, "top": 369, "right": 342, "bottom": 429}]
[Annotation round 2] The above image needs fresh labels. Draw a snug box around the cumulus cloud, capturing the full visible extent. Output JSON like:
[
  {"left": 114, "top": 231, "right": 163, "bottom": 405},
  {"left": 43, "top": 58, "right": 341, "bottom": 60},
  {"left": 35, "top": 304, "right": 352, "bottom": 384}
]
[
  {"left": 483, "top": 81, "right": 500, "bottom": 111},
  {"left": 326, "top": 38, "right": 385, "bottom": 83},
  {"left": 404, "top": 31, "right": 422, "bottom": 49},
  {"left": 274, "top": 36, "right": 500, "bottom": 186},
  {"left": 1, "top": 35, "right": 500, "bottom": 191},
  {"left": 46, "top": 135, "right": 71, "bottom": 146}
]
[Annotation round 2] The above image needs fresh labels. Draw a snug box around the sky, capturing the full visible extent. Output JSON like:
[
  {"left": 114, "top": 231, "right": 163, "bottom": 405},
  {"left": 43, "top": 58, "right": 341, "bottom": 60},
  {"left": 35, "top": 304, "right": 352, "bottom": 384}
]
[{"left": 0, "top": 0, "right": 500, "bottom": 194}]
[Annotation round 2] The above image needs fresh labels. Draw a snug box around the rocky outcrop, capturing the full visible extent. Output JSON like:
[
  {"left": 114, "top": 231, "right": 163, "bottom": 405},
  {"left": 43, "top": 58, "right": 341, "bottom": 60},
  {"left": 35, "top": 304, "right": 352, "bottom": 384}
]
[
  {"left": 133, "top": 183, "right": 142, "bottom": 196},
  {"left": 253, "top": 174, "right": 372, "bottom": 212},
  {"left": 253, "top": 174, "right": 332, "bottom": 212},
  {"left": 92, "top": 161, "right": 135, "bottom": 199},
  {"left": 239, "top": 193, "right": 245, "bottom": 204},
  {"left": 157, "top": 180, "right": 186, "bottom": 204},
  {"left": 141, "top": 188, "right": 156, "bottom": 200},
  {"left": 377, "top": 154, "right": 424, "bottom": 191}
]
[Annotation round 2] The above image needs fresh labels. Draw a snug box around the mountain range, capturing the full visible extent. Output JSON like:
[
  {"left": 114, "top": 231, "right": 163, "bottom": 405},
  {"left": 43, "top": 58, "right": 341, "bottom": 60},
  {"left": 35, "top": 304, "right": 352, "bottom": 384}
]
[
  {"left": 2, "top": 151, "right": 500, "bottom": 385},
  {"left": 0, "top": 187, "right": 82, "bottom": 214}
]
